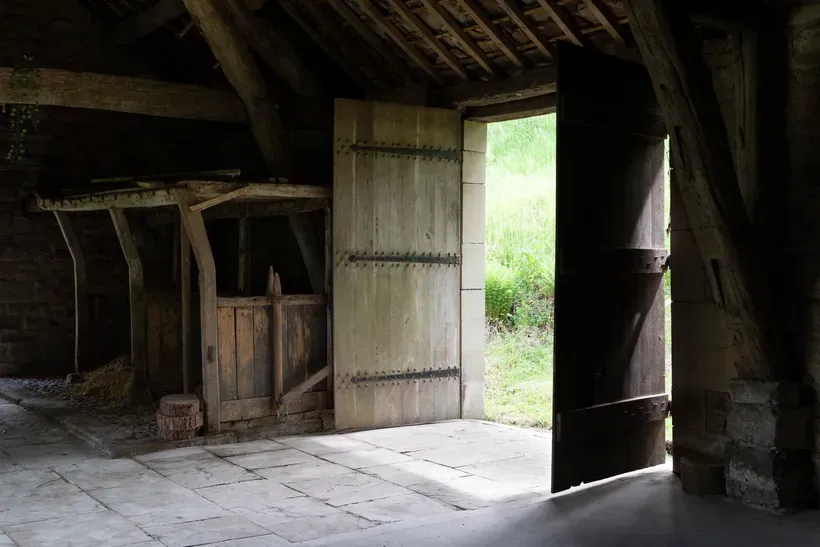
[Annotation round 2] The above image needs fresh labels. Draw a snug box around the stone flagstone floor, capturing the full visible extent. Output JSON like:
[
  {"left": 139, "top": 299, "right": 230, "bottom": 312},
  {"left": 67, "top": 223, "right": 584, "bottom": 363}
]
[{"left": 0, "top": 398, "right": 552, "bottom": 546}]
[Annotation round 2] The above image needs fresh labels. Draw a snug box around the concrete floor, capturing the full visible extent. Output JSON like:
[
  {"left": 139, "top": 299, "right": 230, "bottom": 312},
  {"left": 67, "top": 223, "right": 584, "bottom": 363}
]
[{"left": 2, "top": 398, "right": 819, "bottom": 546}]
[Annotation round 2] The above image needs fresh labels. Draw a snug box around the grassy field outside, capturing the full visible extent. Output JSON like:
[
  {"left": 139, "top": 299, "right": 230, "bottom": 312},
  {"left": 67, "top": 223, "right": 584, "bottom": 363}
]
[{"left": 483, "top": 115, "right": 672, "bottom": 432}]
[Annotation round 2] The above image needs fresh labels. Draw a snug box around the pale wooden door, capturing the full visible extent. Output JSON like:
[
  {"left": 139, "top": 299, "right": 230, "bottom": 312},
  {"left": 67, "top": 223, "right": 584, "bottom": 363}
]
[
  {"left": 551, "top": 44, "right": 669, "bottom": 492},
  {"left": 333, "top": 99, "right": 462, "bottom": 431}
]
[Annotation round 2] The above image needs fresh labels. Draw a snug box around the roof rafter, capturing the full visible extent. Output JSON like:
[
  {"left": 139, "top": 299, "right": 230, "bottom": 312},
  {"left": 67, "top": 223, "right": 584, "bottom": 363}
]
[
  {"left": 535, "top": 0, "right": 590, "bottom": 46},
  {"left": 457, "top": 0, "right": 525, "bottom": 68},
  {"left": 581, "top": 0, "right": 627, "bottom": 46},
  {"left": 356, "top": 0, "right": 446, "bottom": 85},
  {"left": 497, "top": 0, "right": 555, "bottom": 60},
  {"left": 420, "top": 0, "right": 496, "bottom": 77},
  {"left": 388, "top": 0, "right": 470, "bottom": 81}
]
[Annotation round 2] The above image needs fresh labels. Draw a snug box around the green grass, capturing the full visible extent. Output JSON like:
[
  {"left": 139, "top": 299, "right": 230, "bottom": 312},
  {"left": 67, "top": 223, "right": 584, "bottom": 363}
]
[{"left": 484, "top": 114, "right": 673, "bottom": 435}]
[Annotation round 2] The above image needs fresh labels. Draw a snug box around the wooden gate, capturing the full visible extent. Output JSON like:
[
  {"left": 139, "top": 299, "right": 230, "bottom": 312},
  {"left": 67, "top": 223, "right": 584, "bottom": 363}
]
[
  {"left": 551, "top": 44, "right": 669, "bottom": 492},
  {"left": 216, "top": 270, "right": 328, "bottom": 424},
  {"left": 333, "top": 99, "right": 462, "bottom": 431}
]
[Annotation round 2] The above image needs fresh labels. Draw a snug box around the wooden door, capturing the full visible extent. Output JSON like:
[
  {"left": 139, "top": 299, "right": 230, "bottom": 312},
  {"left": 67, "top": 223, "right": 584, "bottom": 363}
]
[
  {"left": 333, "top": 99, "right": 462, "bottom": 431},
  {"left": 552, "top": 44, "right": 669, "bottom": 493}
]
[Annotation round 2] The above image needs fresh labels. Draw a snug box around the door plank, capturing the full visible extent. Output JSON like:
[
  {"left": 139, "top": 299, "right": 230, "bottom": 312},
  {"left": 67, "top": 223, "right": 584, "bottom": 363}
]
[
  {"left": 253, "top": 306, "right": 272, "bottom": 398},
  {"left": 235, "top": 307, "right": 255, "bottom": 399},
  {"left": 217, "top": 307, "right": 238, "bottom": 401},
  {"left": 552, "top": 43, "right": 667, "bottom": 493}
]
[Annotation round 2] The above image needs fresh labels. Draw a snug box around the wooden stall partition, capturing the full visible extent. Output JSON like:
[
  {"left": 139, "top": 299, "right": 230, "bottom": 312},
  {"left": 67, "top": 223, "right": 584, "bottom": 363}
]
[
  {"left": 145, "top": 292, "right": 201, "bottom": 393},
  {"left": 216, "top": 268, "right": 329, "bottom": 424}
]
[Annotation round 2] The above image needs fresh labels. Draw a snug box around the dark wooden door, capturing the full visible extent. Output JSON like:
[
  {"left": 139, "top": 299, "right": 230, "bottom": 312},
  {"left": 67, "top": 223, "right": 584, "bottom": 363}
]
[{"left": 552, "top": 43, "right": 669, "bottom": 493}]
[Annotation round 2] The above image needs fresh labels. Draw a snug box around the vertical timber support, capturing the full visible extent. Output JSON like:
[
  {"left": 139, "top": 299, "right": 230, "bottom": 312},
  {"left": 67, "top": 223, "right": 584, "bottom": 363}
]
[
  {"left": 53, "top": 212, "right": 89, "bottom": 375},
  {"left": 180, "top": 220, "right": 192, "bottom": 394},
  {"left": 288, "top": 213, "right": 325, "bottom": 295},
  {"left": 238, "top": 217, "right": 250, "bottom": 295},
  {"left": 109, "top": 208, "right": 148, "bottom": 403},
  {"left": 324, "top": 206, "right": 333, "bottom": 403},
  {"left": 268, "top": 267, "right": 284, "bottom": 400},
  {"left": 176, "top": 193, "right": 220, "bottom": 432},
  {"left": 625, "top": 0, "right": 814, "bottom": 509},
  {"left": 461, "top": 120, "right": 487, "bottom": 419}
]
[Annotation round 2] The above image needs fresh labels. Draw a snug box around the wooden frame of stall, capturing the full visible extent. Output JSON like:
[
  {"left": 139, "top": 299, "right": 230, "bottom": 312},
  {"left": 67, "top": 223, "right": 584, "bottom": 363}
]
[{"left": 41, "top": 180, "right": 333, "bottom": 434}]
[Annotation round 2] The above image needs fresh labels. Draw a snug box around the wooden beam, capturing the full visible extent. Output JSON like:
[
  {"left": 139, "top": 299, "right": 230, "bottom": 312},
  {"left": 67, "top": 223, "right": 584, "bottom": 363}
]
[
  {"left": 238, "top": 217, "right": 250, "bottom": 295},
  {"left": 278, "top": 0, "right": 369, "bottom": 90},
  {"left": 113, "top": 0, "right": 185, "bottom": 45},
  {"left": 582, "top": 0, "right": 627, "bottom": 46},
  {"left": 268, "top": 268, "right": 284, "bottom": 399},
  {"left": 457, "top": 0, "right": 525, "bottom": 68},
  {"left": 436, "top": 65, "right": 556, "bottom": 106},
  {"left": 325, "top": 0, "right": 415, "bottom": 85},
  {"left": 225, "top": 0, "right": 324, "bottom": 97},
  {"left": 356, "top": 0, "right": 445, "bottom": 85},
  {"left": 190, "top": 186, "right": 250, "bottom": 212},
  {"left": 0, "top": 68, "right": 246, "bottom": 123},
  {"left": 288, "top": 213, "right": 325, "bottom": 295},
  {"left": 180, "top": 219, "right": 192, "bottom": 394},
  {"left": 324, "top": 206, "right": 333, "bottom": 402},
  {"left": 465, "top": 93, "right": 556, "bottom": 122},
  {"left": 535, "top": 0, "right": 590, "bottom": 47},
  {"left": 109, "top": 209, "right": 148, "bottom": 402},
  {"left": 281, "top": 364, "right": 331, "bottom": 404},
  {"left": 420, "top": 0, "right": 495, "bottom": 77},
  {"left": 624, "top": 0, "right": 779, "bottom": 380},
  {"left": 388, "top": 0, "right": 470, "bottom": 81},
  {"left": 176, "top": 193, "right": 221, "bottom": 431},
  {"left": 183, "top": 0, "right": 290, "bottom": 176},
  {"left": 53, "top": 212, "right": 89, "bottom": 374},
  {"left": 497, "top": 0, "right": 555, "bottom": 60},
  {"left": 33, "top": 183, "right": 331, "bottom": 212},
  {"left": 145, "top": 198, "right": 330, "bottom": 225}
]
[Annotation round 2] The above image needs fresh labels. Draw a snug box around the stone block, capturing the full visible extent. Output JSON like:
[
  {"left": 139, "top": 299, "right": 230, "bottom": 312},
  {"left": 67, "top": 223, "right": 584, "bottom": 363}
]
[
  {"left": 462, "top": 183, "right": 485, "bottom": 244},
  {"left": 462, "top": 151, "right": 486, "bottom": 184},
  {"left": 463, "top": 121, "right": 487, "bottom": 153},
  {"left": 461, "top": 243, "right": 485, "bottom": 290},
  {"left": 461, "top": 290, "right": 485, "bottom": 323},
  {"left": 680, "top": 454, "right": 725, "bottom": 496},
  {"left": 726, "top": 404, "right": 811, "bottom": 450},
  {"left": 725, "top": 443, "right": 816, "bottom": 510},
  {"left": 728, "top": 379, "right": 802, "bottom": 406}
]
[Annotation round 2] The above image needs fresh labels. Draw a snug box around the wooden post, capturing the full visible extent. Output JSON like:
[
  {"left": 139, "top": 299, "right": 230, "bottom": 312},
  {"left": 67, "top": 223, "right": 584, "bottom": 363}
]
[
  {"left": 176, "top": 193, "right": 221, "bottom": 432},
  {"left": 288, "top": 213, "right": 325, "bottom": 295},
  {"left": 324, "top": 206, "right": 333, "bottom": 401},
  {"left": 268, "top": 267, "right": 284, "bottom": 400},
  {"left": 53, "top": 212, "right": 89, "bottom": 374},
  {"left": 624, "top": 0, "right": 780, "bottom": 380},
  {"left": 238, "top": 217, "right": 250, "bottom": 296},
  {"left": 109, "top": 208, "right": 148, "bottom": 401},
  {"left": 180, "top": 219, "right": 192, "bottom": 394}
]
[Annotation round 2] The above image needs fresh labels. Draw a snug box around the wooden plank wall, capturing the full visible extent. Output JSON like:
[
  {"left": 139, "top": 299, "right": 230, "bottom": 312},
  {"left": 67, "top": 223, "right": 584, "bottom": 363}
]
[
  {"left": 281, "top": 301, "right": 327, "bottom": 393},
  {"left": 217, "top": 303, "right": 274, "bottom": 402},
  {"left": 144, "top": 291, "right": 200, "bottom": 392}
]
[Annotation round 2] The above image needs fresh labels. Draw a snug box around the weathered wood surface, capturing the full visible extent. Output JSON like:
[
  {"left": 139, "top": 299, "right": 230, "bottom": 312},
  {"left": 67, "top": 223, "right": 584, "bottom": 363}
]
[
  {"left": 282, "top": 364, "right": 331, "bottom": 404},
  {"left": 190, "top": 186, "right": 250, "bottom": 212},
  {"left": 253, "top": 305, "right": 273, "bottom": 398},
  {"left": 109, "top": 209, "right": 148, "bottom": 402},
  {"left": 466, "top": 94, "right": 557, "bottom": 122},
  {"left": 436, "top": 65, "right": 556, "bottom": 107},
  {"left": 625, "top": 0, "right": 779, "bottom": 380},
  {"left": 281, "top": 302, "right": 327, "bottom": 393},
  {"left": 183, "top": 0, "right": 290, "bottom": 175},
  {"left": 333, "top": 99, "right": 461, "bottom": 430},
  {"left": 537, "top": 0, "right": 590, "bottom": 47},
  {"left": 238, "top": 217, "right": 250, "bottom": 295},
  {"left": 176, "top": 193, "right": 220, "bottom": 432},
  {"left": 420, "top": 0, "right": 495, "bottom": 76},
  {"left": 225, "top": 0, "right": 324, "bottom": 97},
  {"left": 498, "top": 0, "right": 554, "bottom": 60},
  {"left": 0, "top": 68, "right": 246, "bottom": 123},
  {"left": 270, "top": 269, "right": 285, "bottom": 400},
  {"left": 582, "top": 0, "right": 627, "bottom": 46},
  {"left": 35, "top": 183, "right": 331, "bottom": 212},
  {"left": 457, "top": 0, "right": 524, "bottom": 68},
  {"left": 551, "top": 43, "right": 666, "bottom": 493},
  {"left": 180, "top": 221, "right": 192, "bottom": 393},
  {"left": 53, "top": 212, "right": 89, "bottom": 374},
  {"left": 220, "top": 391, "right": 329, "bottom": 422},
  {"left": 288, "top": 213, "right": 325, "bottom": 295}
]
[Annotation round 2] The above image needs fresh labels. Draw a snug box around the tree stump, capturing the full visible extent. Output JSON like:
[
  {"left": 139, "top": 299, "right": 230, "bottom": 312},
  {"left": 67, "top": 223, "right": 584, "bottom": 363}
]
[{"left": 156, "top": 394, "right": 203, "bottom": 440}]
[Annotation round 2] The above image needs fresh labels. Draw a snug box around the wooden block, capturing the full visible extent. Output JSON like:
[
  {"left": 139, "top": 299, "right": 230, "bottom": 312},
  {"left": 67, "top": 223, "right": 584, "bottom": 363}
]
[
  {"left": 462, "top": 150, "right": 486, "bottom": 184},
  {"left": 462, "top": 183, "right": 485, "bottom": 244},
  {"left": 217, "top": 307, "right": 238, "bottom": 401},
  {"left": 463, "top": 120, "right": 487, "bottom": 153},
  {"left": 159, "top": 394, "right": 201, "bottom": 416},
  {"left": 461, "top": 289, "right": 485, "bottom": 323},
  {"left": 461, "top": 243, "right": 485, "bottom": 290}
]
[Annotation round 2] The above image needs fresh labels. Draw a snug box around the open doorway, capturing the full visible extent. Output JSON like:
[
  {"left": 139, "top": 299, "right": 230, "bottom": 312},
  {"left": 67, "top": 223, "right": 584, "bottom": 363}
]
[{"left": 482, "top": 112, "right": 673, "bottom": 469}]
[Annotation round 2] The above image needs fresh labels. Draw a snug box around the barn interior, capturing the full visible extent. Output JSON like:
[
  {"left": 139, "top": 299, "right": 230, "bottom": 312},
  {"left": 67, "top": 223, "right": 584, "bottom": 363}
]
[{"left": 1, "top": 0, "right": 820, "bottom": 534}]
